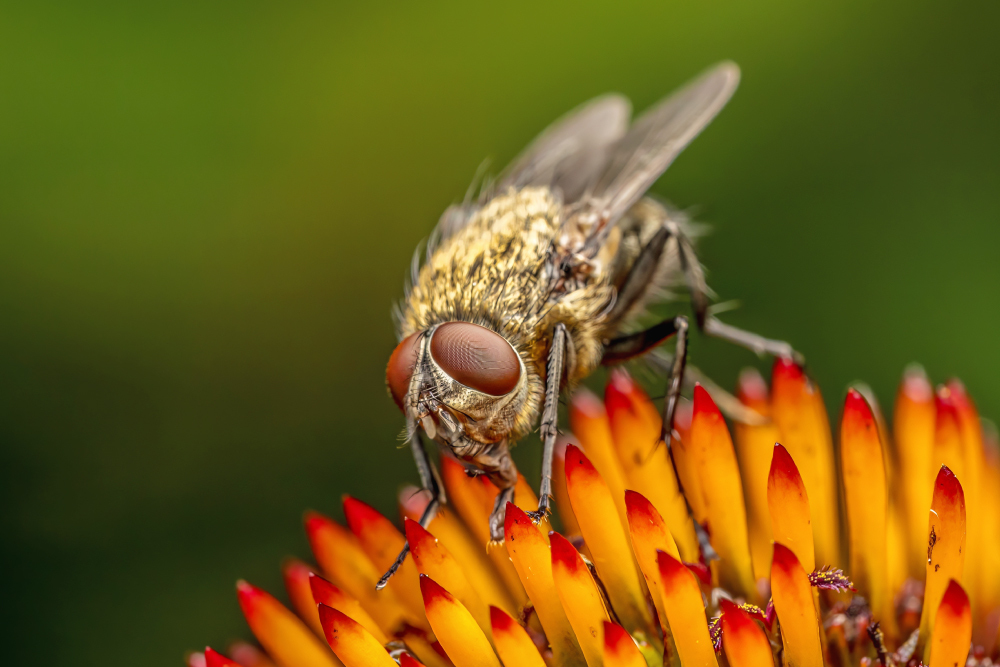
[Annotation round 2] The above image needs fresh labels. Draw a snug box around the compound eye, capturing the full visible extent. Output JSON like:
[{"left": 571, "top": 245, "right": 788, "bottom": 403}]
[
  {"left": 430, "top": 322, "right": 521, "bottom": 396},
  {"left": 387, "top": 332, "right": 421, "bottom": 410}
]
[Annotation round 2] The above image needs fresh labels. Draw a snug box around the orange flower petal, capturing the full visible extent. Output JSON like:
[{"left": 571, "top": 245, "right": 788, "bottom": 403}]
[
  {"left": 405, "top": 518, "right": 490, "bottom": 635},
  {"left": 204, "top": 647, "right": 242, "bottom": 667},
  {"left": 309, "top": 573, "right": 388, "bottom": 645},
  {"left": 893, "top": 366, "right": 936, "bottom": 578},
  {"left": 489, "top": 606, "right": 546, "bottom": 667},
  {"left": 602, "top": 621, "right": 646, "bottom": 667},
  {"left": 440, "top": 457, "right": 529, "bottom": 606},
  {"left": 688, "top": 385, "right": 756, "bottom": 599},
  {"left": 564, "top": 444, "right": 655, "bottom": 639},
  {"left": 304, "top": 512, "right": 407, "bottom": 634},
  {"left": 318, "top": 604, "right": 396, "bottom": 667},
  {"left": 342, "top": 496, "right": 426, "bottom": 626},
  {"left": 656, "top": 551, "right": 718, "bottom": 666},
  {"left": 766, "top": 444, "right": 814, "bottom": 572},
  {"left": 398, "top": 629, "right": 452, "bottom": 667},
  {"left": 919, "top": 465, "right": 967, "bottom": 656},
  {"left": 504, "top": 502, "right": 585, "bottom": 665},
  {"left": 568, "top": 385, "right": 630, "bottom": 525},
  {"left": 550, "top": 531, "right": 609, "bottom": 665},
  {"left": 236, "top": 580, "right": 342, "bottom": 667},
  {"left": 420, "top": 575, "right": 502, "bottom": 667},
  {"left": 603, "top": 372, "right": 699, "bottom": 561},
  {"left": 928, "top": 579, "right": 972, "bottom": 667},
  {"left": 400, "top": 488, "right": 517, "bottom": 616},
  {"left": 769, "top": 544, "right": 823, "bottom": 666},
  {"left": 719, "top": 599, "right": 774, "bottom": 667},
  {"left": 839, "top": 389, "right": 893, "bottom": 634},
  {"left": 553, "top": 438, "right": 582, "bottom": 536},
  {"left": 624, "top": 489, "right": 679, "bottom": 636},
  {"left": 229, "top": 642, "right": 277, "bottom": 667},
  {"left": 282, "top": 559, "right": 322, "bottom": 636},
  {"left": 771, "top": 358, "right": 840, "bottom": 568},
  {"left": 734, "top": 368, "right": 781, "bottom": 583}
]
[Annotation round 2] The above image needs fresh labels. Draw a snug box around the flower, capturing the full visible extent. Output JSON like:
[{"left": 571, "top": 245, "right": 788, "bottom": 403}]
[{"left": 188, "top": 360, "right": 1000, "bottom": 666}]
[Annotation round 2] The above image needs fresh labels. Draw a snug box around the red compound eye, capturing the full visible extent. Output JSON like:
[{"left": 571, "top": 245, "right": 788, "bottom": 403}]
[
  {"left": 386, "top": 332, "right": 421, "bottom": 410},
  {"left": 430, "top": 322, "right": 521, "bottom": 396}
]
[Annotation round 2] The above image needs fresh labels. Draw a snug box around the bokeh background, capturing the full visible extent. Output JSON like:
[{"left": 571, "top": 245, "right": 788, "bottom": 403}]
[{"left": 1, "top": 1, "right": 998, "bottom": 665}]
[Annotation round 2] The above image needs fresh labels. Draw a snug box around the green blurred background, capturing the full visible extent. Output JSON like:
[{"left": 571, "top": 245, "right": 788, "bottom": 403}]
[{"left": 1, "top": 1, "right": 998, "bottom": 665}]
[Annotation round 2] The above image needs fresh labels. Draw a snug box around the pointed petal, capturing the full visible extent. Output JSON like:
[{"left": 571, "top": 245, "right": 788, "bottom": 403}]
[
  {"left": 489, "top": 606, "right": 546, "bottom": 667},
  {"left": 769, "top": 544, "right": 823, "bottom": 666},
  {"left": 569, "top": 385, "right": 630, "bottom": 526},
  {"left": 602, "top": 621, "right": 647, "bottom": 667},
  {"left": 564, "top": 444, "right": 656, "bottom": 639},
  {"left": 771, "top": 358, "right": 840, "bottom": 568},
  {"left": 400, "top": 487, "right": 517, "bottom": 616},
  {"left": 318, "top": 604, "right": 396, "bottom": 667},
  {"left": 399, "top": 654, "right": 427, "bottom": 667},
  {"left": 405, "top": 518, "right": 490, "bottom": 635},
  {"left": 624, "top": 489, "right": 678, "bottom": 636},
  {"left": 688, "top": 385, "right": 756, "bottom": 599},
  {"left": 204, "top": 647, "right": 243, "bottom": 667},
  {"left": 656, "top": 551, "right": 719, "bottom": 666},
  {"left": 719, "top": 600, "right": 773, "bottom": 667},
  {"left": 550, "top": 531, "right": 609, "bottom": 665},
  {"left": 309, "top": 574, "right": 388, "bottom": 645},
  {"left": 420, "top": 575, "right": 502, "bottom": 667},
  {"left": 767, "top": 443, "right": 814, "bottom": 572},
  {"left": 918, "top": 465, "right": 967, "bottom": 655},
  {"left": 733, "top": 368, "right": 781, "bottom": 583},
  {"left": 342, "top": 496, "right": 426, "bottom": 626},
  {"left": 839, "top": 389, "right": 894, "bottom": 636},
  {"left": 236, "top": 580, "right": 342, "bottom": 667},
  {"left": 928, "top": 580, "right": 972, "bottom": 667},
  {"left": 304, "top": 511, "right": 407, "bottom": 634},
  {"left": 504, "top": 502, "right": 585, "bottom": 665},
  {"left": 440, "top": 457, "right": 529, "bottom": 606},
  {"left": 398, "top": 629, "right": 453, "bottom": 667},
  {"left": 282, "top": 559, "right": 323, "bottom": 636},
  {"left": 603, "top": 372, "right": 699, "bottom": 560}
]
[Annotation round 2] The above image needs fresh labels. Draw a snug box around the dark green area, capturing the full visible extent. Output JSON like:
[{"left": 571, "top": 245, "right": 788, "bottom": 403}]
[{"left": 1, "top": 1, "right": 998, "bottom": 665}]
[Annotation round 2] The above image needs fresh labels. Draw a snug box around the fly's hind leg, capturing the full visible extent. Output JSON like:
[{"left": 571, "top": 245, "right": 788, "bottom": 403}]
[
  {"left": 475, "top": 444, "right": 519, "bottom": 542},
  {"left": 377, "top": 424, "right": 445, "bottom": 590},
  {"left": 526, "top": 323, "right": 568, "bottom": 525}
]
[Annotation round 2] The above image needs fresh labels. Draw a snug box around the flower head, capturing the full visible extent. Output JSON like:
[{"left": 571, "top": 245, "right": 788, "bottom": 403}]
[{"left": 189, "top": 361, "right": 1000, "bottom": 666}]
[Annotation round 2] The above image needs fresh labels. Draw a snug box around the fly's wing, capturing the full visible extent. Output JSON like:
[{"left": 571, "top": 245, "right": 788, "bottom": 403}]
[
  {"left": 488, "top": 94, "right": 632, "bottom": 205},
  {"left": 571, "top": 62, "right": 740, "bottom": 255}
]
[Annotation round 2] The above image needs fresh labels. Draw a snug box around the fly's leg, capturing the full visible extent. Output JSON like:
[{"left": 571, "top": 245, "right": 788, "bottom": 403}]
[
  {"left": 377, "top": 425, "right": 445, "bottom": 590},
  {"left": 601, "top": 315, "right": 718, "bottom": 562},
  {"left": 479, "top": 445, "right": 519, "bottom": 542},
  {"left": 526, "top": 323, "right": 567, "bottom": 525}
]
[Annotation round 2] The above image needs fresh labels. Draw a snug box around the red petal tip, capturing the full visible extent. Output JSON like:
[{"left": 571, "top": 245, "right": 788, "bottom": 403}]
[
  {"left": 303, "top": 511, "right": 333, "bottom": 538},
  {"left": 939, "top": 579, "right": 970, "bottom": 614},
  {"left": 549, "top": 531, "right": 580, "bottom": 570},
  {"left": 771, "top": 542, "right": 799, "bottom": 572},
  {"left": 489, "top": 605, "right": 515, "bottom": 631},
  {"left": 504, "top": 501, "right": 532, "bottom": 539},
  {"left": 737, "top": 367, "right": 769, "bottom": 402},
  {"left": 772, "top": 356, "right": 804, "bottom": 382},
  {"left": 418, "top": 573, "right": 452, "bottom": 606},
  {"left": 933, "top": 465, "right": 964, "bottom": 501},
  {"left": 204, "top": 647, "right": 240, "bottom": 667},
  {"left": 342, "top": 496, "right": 382, "bottom": 532},
  {"left": 563, "top": 443, "right": 595, "bottom": 476},
  {"left": 602, "top": 620, "right": 633, "bottom": 651},
  {"left": 769, "top": 442, "right": 798, "bottom": 478},
  {"left": 691, "top": 382, "right": 718, "bottom": 417},
  {"left": 572, "top": 386, "right": 607, "bottom": 418}
]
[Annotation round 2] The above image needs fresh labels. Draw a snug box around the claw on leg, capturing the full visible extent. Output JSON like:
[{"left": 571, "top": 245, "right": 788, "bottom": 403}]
[{"left": 488, "top": 487, "right": 515, "bottom": 543}]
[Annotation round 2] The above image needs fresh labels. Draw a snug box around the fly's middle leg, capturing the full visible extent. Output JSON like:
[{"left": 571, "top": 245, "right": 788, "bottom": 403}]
[{"left": 526, "top": 322, "right": 568, "bottom": 525}]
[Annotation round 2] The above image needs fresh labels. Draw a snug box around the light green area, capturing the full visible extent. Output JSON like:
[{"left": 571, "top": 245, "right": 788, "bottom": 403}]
[{"left": 0, "top": 1, "right": 997, "bottom": 665}]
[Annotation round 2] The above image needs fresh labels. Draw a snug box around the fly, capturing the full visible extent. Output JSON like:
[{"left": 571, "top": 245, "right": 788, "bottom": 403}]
[{"left": 379, "top": 62, "right": 799, "bottom": 588}]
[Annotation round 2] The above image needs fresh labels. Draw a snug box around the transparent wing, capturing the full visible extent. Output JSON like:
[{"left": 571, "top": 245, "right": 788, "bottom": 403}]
[
  {"left": 489, "top": 94, "right": 632, "bottom": 204},
  {"left": 586, "top": 62, "right": 740, "bottom": 235}
]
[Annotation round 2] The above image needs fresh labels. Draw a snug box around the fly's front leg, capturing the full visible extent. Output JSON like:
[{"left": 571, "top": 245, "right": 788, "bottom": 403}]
[
  {"left": 377, "top": 424, "right": 444, "bottom": 590},
  {"left": 527, "top": 323, "right": 568, "bottom": 524}
]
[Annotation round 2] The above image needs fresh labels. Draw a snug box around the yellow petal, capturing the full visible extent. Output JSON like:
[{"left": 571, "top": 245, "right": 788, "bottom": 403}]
[
  {"left": 771, "top": 358, "right": 840, "bottom": 568},
  {"left": 420, "top": 575, "right": 502, "bottom": 667},
  {"left": 569, "top": 386, "right": 630, "bottom": 527},
  {"left": 504, "top": 502, "right": 586, "bottom": 666},
  {"left": 624, "top": 489, "right": 678, "bottom": 639},
  {"left": 318, "top": 605, "right": 396, "bottom": 667},
  {"left": 655, "top": 551, "right": 718, "bottom": 667},
  {"left": 919, "top": 465, "right": 966, "bottom": 659},
  {"left": 564, "top": 444, "right": 656, "bottom": 640},
  {"left": 688, "top": 385, "right": 756, "bottom": 600},
  {"left": 550, "top": 531, "right": 609, "bottom": 665},
  {"left": 489, "top": 606, "right": 546, "bottom": 667},
  {"left": 839, "top": 389, "right": 894, "bottom": 636},
  {"left": 719, "top": 599, "right": 774, "bottom": 667},
  {"left": 309, "top": 573, "right": 388, "bottom": 645},
  {"left": 769, "top": 544, "right": 823, "bottom": 667},
  {"left": 236, "top": 581, "right": 342, "bottom": 667},
  {"left": 282, "top": 559, "right": 323, "bottom": 637},
  {"left": 602, "top": 621, "right": 647, "bottom": 667},
  {"left": 928, "top": 579, "right": 972, "bottom": 667},
  {"left": 766, "top": 444, "right": 814, "bottom": 572}
]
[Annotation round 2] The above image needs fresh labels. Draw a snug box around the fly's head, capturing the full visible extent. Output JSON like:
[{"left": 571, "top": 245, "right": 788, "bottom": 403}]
[{"left": 386, "top": 321, "right": 528, "bottom": 456}]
